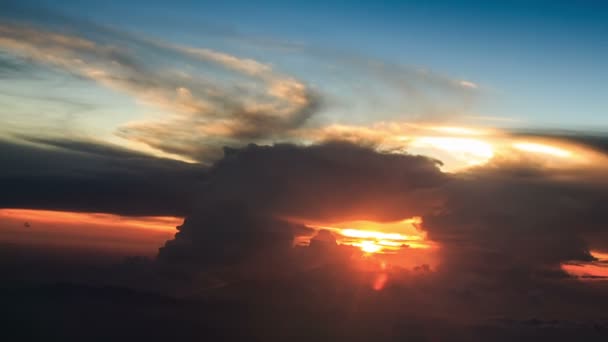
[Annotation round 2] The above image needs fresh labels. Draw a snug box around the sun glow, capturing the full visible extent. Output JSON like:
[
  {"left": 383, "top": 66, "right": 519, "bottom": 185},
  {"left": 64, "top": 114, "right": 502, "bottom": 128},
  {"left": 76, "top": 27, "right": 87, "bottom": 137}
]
[
  {"left": 306, "top": 217, "right": 431, "bottom": 254},
  {"left": 300, "top": 123, "right": 607, "bottom": 171},
  {"left": 339, "top": 229, "right": 414, "bottom": 241},
  {"left": 357, "top": 240, "right": 383, "bottom": 253}
]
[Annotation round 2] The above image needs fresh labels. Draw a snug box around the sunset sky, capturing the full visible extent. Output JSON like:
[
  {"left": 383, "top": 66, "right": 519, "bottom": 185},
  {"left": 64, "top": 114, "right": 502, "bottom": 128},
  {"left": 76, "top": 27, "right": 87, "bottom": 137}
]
[{"left": 1, "top": 1, "right": 608, "bottom": 341}]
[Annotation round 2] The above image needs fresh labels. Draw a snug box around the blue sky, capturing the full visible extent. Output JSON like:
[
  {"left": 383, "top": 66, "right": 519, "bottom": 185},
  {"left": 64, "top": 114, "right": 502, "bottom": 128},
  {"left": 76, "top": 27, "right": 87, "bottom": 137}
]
[{"left": 1, "top": 0, "right": 607, "bottom": 163}]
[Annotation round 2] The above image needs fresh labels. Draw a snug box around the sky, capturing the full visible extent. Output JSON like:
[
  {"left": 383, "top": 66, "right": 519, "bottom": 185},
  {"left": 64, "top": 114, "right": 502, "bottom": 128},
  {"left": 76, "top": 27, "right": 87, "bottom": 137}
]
[
  {"left": 2, "top": 1, "right": 608, "bottom": 341},
  {"left": 1, "top": 0, "right": 607, "bottom": 154}
]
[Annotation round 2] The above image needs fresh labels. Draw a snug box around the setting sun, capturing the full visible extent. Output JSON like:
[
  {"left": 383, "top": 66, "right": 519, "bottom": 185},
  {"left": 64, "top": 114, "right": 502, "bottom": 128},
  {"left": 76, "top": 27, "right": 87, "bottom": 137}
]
[
  {"left": 357, "top": 240, "right": 383, "bottom": 254},
  {"left": 306, "top": 217, "right": 433, "bottom": 254}
]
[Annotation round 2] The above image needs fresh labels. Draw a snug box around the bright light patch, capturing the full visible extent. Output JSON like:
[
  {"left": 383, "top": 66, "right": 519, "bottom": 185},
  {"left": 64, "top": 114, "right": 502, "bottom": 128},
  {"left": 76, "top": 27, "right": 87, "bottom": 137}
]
[
  {"left": 591, "top": 250, "right": 608, "bottom": 261},
  {"left": 372, "top": 273, "right": 388, "bottom": 291},
  {"left": 410, "top": 136, "right": 494, "bottom": 168},
  {"left": 561, "top": 250, "right": 608, "bottom": 280},
  {"left": 357, "top": 240, "right": 383, "bottom": 253},
  {"left": 428, "top": 126, "right": 486, "bottom": 136},
  {"left": 306, "top": 217, "right": 431, "bottom": 254},
  {"left": 340, "top": 229, "right": 413, "bottom": 241},
  {"left": 513, "top": 142, "right": 571, "bottom": 158}
]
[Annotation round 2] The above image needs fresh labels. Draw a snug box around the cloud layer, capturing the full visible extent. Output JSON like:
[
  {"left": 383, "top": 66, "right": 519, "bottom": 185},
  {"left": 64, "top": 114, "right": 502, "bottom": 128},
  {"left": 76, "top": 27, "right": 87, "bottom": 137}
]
[{"left": 0, "top": 137, "right": 203, "bottom": 216}]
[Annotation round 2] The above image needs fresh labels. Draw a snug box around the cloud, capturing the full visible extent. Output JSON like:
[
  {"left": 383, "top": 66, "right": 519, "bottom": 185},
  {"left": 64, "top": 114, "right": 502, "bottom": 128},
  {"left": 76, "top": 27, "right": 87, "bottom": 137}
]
[
  {"left": 156, "top": 142, "right": 445, "bottom": 269},
  {"left": 158, "top": 202, "right": 298, "bottom": 268},
  {"left": 513, "top": 129, "right": 608, "bottom": 156},
  {"left": 0, "top": 22, "right": 320, "bottom": 161},
  {"left": 4, "top": 131, "right": 608, "bottom": 285},
  {"left": 423, "top": 156, "right": 608, "bottom": 282},
  {"left": 3, "top": 5, "right": 608, "bottom": 339},
  {"left": 198, "top": 142, "right": 445, "bottom": 222},
  {"left": 151, "top": 139, "right": 608, "bottom": 287},
  {"left": 459, "top": 80, "right": 478, "bottom": 89},
  {"left": 2, "top": 137, "right": 608, "bottom": 339},
  {"left": 0, "top": 15, "right": 487, "bottom": 166},
  {"left": 0, "top": 137, "right": 204, "bottom": 216}
]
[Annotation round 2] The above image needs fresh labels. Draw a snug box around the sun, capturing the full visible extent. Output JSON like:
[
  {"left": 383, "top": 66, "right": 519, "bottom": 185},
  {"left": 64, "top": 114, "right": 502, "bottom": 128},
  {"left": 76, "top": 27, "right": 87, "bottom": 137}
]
[
  {"left": 357, "top": 240, "right": 383, "bottom": 254},
  {"left": 304, "top": 217, "right": 430, "bottom": 254}
]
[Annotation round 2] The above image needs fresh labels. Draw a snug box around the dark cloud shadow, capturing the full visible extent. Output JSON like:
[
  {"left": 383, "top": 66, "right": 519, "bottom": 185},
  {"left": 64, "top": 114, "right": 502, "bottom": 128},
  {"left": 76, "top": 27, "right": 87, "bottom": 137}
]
[{"left": 0, "top": 137, "right": 205, "bottom": 216}]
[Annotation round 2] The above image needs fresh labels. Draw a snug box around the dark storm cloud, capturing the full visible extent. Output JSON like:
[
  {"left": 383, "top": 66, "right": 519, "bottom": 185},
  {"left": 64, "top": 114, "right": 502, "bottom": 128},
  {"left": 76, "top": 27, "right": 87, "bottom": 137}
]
[
  {"left": 157, "top": 142, "right": 446, "bottom": 267},
  {"left": 156, "top": 140, "right": 608, "bottom": 283},
  {"left": 0, "top": 138, "right": 204, "bottom": 216},
  {"left": 158, "top": 202, "right": 297, "bottom": 268},
  {"left": 424, "top": 158, "right": 608, "bottom": 279},
  {"left": 200, "top": 142, "right": 446, "bottom": 222}
]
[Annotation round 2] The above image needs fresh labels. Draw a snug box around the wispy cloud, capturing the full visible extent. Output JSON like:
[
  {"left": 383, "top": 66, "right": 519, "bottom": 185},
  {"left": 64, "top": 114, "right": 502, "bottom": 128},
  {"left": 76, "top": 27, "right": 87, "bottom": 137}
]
[
  {"left": 0, "top": 19, "right": 481, "bottom": 164},
  {"left": 0, "top": 22, "right": 319, "bottom": 161}
]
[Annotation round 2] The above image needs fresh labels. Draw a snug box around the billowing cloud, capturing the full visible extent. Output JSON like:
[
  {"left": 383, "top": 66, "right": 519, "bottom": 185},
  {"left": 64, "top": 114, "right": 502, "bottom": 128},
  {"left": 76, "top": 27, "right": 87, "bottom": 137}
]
[
  {"left": 156, "top": 142, "right": 445, "bottom": 268},
  {"left": 152, "top": 138, "right": 608, "bottom": 284}
]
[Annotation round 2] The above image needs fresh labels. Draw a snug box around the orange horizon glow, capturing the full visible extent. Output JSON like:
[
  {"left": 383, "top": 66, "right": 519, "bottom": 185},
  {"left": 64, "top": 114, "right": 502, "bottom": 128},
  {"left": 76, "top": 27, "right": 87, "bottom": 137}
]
[
  {"left": 0, "top": 208, "right": 183, "bottom": 257},
  {"left": 0, "top": 208, "right": 182, "bottom": 232}
]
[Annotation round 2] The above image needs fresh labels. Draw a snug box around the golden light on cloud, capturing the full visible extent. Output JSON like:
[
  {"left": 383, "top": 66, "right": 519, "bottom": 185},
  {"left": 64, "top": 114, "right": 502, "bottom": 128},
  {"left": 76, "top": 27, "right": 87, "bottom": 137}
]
[
  {"left": 304, "top": 122, "right": 608, "bottom": 172},
  {"left": 427, "top": 125, "right": 489, "bottom": 136},
  {"left": 339, "top": 228, "right": 415, "bottom": 242},
  {"left": 306, "top": 217, "right": 432, "bottom": 254},
  {"left": 513, "top": 142, "right": 572, "bottom": 158},
  {"left": 409, "top": 136, "right": 495, "bottom": 168},
  {"left": 591, "top": 250, "right": 608, "bottom": 260},
  {"left": 561, "top": 250, "right": 608, "bottom": 280}
]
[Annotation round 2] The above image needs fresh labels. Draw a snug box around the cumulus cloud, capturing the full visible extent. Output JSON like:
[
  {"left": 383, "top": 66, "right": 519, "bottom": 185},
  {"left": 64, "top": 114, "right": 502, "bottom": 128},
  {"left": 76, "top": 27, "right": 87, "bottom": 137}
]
[
  {"left": 155, "top": 142, "right": 444, "bottom": 270},
  {"left": 196, "top": 142, "right": 445, "bottom": 221},
  {"left": 153, "top": 139, "right": 608, "bottom": 285}
]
